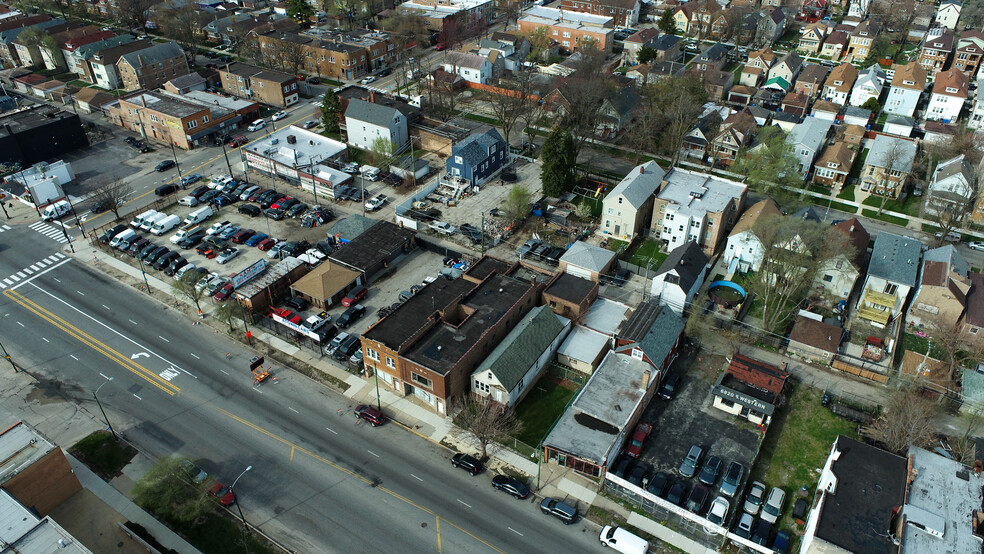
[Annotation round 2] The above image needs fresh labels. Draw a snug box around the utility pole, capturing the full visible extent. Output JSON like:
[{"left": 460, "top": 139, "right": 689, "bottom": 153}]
[
  {"left": 94, "top": 381, "right": 118, "bottom": 440},
  {"left": 0, "top": 338, "right": 17, "bottom": 372}
]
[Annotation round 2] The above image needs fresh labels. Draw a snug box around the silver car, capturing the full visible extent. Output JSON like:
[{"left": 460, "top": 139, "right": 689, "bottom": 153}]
[
  {"left": 216, "top": 247, "right": 240, "bottom": 264},
  {"left": 761, "top": 487, "right": 785, "bottom": 524},
  {"left": 744, "top": 481, "right": 766, "bottom": 515}
]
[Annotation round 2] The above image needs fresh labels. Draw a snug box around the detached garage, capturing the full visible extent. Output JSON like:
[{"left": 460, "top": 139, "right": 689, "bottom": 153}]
[{"left": 558, "top": 242, "right": 617, "bottom": 283}]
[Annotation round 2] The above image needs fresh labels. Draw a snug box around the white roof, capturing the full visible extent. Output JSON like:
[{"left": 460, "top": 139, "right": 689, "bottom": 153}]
[
  {"left": 557, "top": 325, "right": 610, "bottom": 363},
  {"left": 658, "top": 168, "right": 747, "bottom": 218},
  {"left": 0, "top": 422, "right": 55, "bottom": 482},
  {"left": 0, "top": 491, "right": 91, "bottom": 554},
  {"left": 179, "top": 90, "right": 255, "bottom": 111},
  {"left": 904, "top": 446, "right": 983, "bottom": 554},
  {"left": 243, "top": 125, "right": 346, "bottom": 170},
  {"left": 581, "top": 297, "right": 631, "bottom": 336},
  {"left": 520, "top": 5, "right": 613, "bottom": 29}
]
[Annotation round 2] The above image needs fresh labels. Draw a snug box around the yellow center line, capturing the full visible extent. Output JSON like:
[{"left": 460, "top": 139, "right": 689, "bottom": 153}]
[
  {"left": 436, "top": 515, "right": 442, "bottom": 553},
  {"left": 3, "top": 289, "right": 178, "bottom": 395},
  {"left": 214, "top": 406, "right": 504, "bottom": 553}
]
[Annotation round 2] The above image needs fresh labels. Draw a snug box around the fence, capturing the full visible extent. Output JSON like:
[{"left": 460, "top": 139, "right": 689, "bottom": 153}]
[
  {"left": 831, "top": 357, "right": 891, "bottom": 384},
  {"left": 255, "top": 315, "right": 327, "bottom": 359},
  {"left": 546, "top": 364, "right": 589, "bottom": 386}
]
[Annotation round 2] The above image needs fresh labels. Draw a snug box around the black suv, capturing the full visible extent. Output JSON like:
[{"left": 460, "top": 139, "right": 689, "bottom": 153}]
[
  {"left": 658, "top": 372, "right": 680, "bottom": 400},
  {"left": 99, "top": 224, "right": 127, "bottom": 244},
  {"left": 451, "top": 453, "right": 482, "bottom": 475},
  {"left": 336, "top": 304, "right": 366, "bottom": 329}
]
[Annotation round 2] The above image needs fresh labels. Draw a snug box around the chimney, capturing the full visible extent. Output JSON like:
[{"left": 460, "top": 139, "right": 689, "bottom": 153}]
[
  {"left": 641, "top": 369, "right": 651, "bottom": 390},
  {"left": 640, "top": 165, "right": 644, "bottom": 174}
]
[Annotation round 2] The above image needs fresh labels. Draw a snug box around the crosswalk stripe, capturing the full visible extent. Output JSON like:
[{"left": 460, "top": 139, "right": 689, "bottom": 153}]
[
  {"left": 9, "top": 274, "right": 19, "bottom": 282},
  {"left": 15, "top": 272, "right": 25, "bottom": 279},
  {"left": 1, "top": 224, "right": 10, "bottom": 230},
  {"left": 2, "top": 278, "right": 11, "bottom": 285},
  {"left": 29, "top": 264, "right": 41, "bottom": 271},
  {"left": 23, "top": 268, "right": 32, "bottom": 275}
]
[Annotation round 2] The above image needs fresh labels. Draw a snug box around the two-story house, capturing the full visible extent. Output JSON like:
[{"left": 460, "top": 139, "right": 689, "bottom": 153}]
[
  {"left": 968, "top": 79, "right": 984, "bottom": 129},
  {"left": 649, "top": 241, "right": 709, "bottom": 315},
  {"left": 907, "top": 245, "right": 971, "bottom": 331},
  {"left": 925, "top": 154, "right": 976, "bottom": 217},
  {"left": 821, "top": 30, "right": 848, "bottom": 60},
  {"left": 441, "top": 51, "right": 493, "bottom": 84},
  {"left": 858, "top": 134, "right": 918, "bottom": 200},
  {"left": 812, "top": 141, "right": 857, "bottom": 191},
  {"left": 754, "top": 7, "right": 786, "bottom": 48},
  {"left": 953, "top": 29, "right": 984, "bottom": 77},
  {"left": 936, "top": 0, "right": 962, "bottom": 30},
  {"left": 740, "top": 47, "right": 777, "bottom": 87},
  {"left": 926, "top": 69, "right": 969, "bottom": 123},
  {"left": 918, "top": 28, "right": 955, "bottom": 76},
  {"left": 693, "top": 43, "right": 728, "bottom": 74},
  {"left": 445, "top": 128, "right": 509, "bottom": 187},
  {"left": 794, "top": 63, "right": 830, "bottom": 97},
  {"left": 710, "top": 109, "right": 757, "bottom": 165},
  {"left": 768, "top": 51, "right": 803, "bottom": 85},
  {"left": 845, "top": 19, "right": 881, "bottom": 63},
  {"left": 849, "top": 64, "right": 886, "bottom": 107},
  {"left": 622, "top": 27, "right": 658, "bottom": 65},
  {"left": 884, "top": 61, "right": 927, "bottom": 117},
  {"left": 600, "top": 161, "right": 666, "bottom": 240},
  {"left": 218, "top": 62, "right": 299, "bottom": 107},
  {"left": 724, "top": 198, "right": 782, "bottom": 274},
  {"left": 673, "top": 4, "right": 695, "bottom": 34},
  {"left": 116, "top": 41, "right": 190, "bottom": 92},
  {"left": 855, "top": 231, "right": 922, "bottom": 328},
  {"left": 343, "top": 98, "right": 409, "bottom": 150},
  {"left": 787, "top": 117, "right": 833, "bottom": 174},
  {"left": 650, "top": 168, "right": 748, "bottom": 257},
  {"left": 813, "top": 217, "right": 869, "bottom": 301},
  {"left": 799, "top": 22, "right": 826, "bottom": 54},
  {"left": 822, "top": 62, "right": 859, "bottom": 104},
  {"left": 681, "top": 111, "right": 723, "bottom": 161}
]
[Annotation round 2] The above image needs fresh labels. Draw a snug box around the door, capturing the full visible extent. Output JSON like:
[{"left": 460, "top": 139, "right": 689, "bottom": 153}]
[{"left": 614, "top": 224, "right": 620, "bottom": 236}]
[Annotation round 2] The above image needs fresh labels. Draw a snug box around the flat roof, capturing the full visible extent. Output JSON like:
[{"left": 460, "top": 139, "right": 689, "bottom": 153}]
[
  {"left": 398, "top": 0, "right": 492, "bottom": 18},
  {"left": 904, "top": 446, "right": 984, "bottom": 554},
  {"left": 556, "top": 325, "right": 610, "bottom": 363},
  {"left": 363, "top": 276, "right": 476, "bottom": 349},
  {"left": 0, "top": 105, "right": 76, "bottom": 136},
  {"left": 580, "top": 297, "right": 631, "bottom": 336},
  {"left": 236, "top": 256, "right": 304, "bottom": 299},
  {"left": 404, "top": 273, "right": 533, "bottom": 376},
  {"left": 0, "top": 422, "right": 55, "bottom": 483},
  {"left": 544, "top": 272, "right": 596, "bottom": 304},
  {"left": 658, "top": 168, "right": 747, "bottom": 218},
  {"left": 520, "top": 5, "right": 613, "bottom": 29},
  {"left": 243, "top": 125, "right": 346, "bottom": 169},
  {"left": 327, "top": 220, "right": 415, "bottom": 273},
  {"left": 180, "top": 90, "right": 255, "bottom": 112},
  {"left": 0, "top": 491, "right": 92, "bottom": 553},
  {"left": 544, "top": 351, "right": 651, "bottom": 465},
  {"left": 465, "top": 256, "right": 514, "bottom": 282},
  {"left": 121, "top": 91, "right": 209, "bottom": 119}
]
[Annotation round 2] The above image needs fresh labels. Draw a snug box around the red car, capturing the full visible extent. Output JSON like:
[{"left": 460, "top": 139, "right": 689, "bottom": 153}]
[
  {"left": 227, "top": 135, "right": 248, "bottom": 148},
  {"left": 209, "top": 481, "right": 236, "bottom": 506},
  {"left": 257, "top": 238, "right": 277, "bottom": 251},
  {"left": 270, "top": 307, "right": 302, "bottom": 324},
  {"left": 201, "top": 247, "right": 218, "bottom": 259},
  {"left": 271, "top": 196, "right": 292, "bottom": 210},
  {"left": 625, "top": 422, "right": 653, "bottom": 458},
  {"left": 213, "top": 283, "right": 235, "bottom": 301},
  {"left": 341, "top": 284, "right": 368, "bottom": 307}
]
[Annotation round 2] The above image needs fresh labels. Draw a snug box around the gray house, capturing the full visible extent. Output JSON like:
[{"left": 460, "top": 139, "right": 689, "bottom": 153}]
[
  {"left": 559, "top": 241, "right": 618, "bottom": 283},
  {"left": 344, "top": 98, "right": 409, "bottom": 151},
  {"left": 787, "top": 117, "right": 833, "bottom": 175},
  {"left": 755, "top": 7, "right": 786, "bottom": 48},
  {"left": 600, "top": 161, "right": 666, "bottom": 241}
]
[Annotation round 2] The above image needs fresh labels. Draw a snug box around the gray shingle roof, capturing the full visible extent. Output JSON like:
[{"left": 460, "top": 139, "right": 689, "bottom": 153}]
[
  {"left": 787, "top": 117, "right": 832, "bottom": 151},
  {"left": 654, "top": 241, "right": 708, "bottom": 292},
  {"left": 451, "top": 128, "right": 505, "bottom": 167},
  {"left": 868, "top": 232, "right": 922, "bottom": 286},
  {"left": 923, "top": 244, "right": 968, "bottom": 277},
  {"left": 327, "top": 214, "right": 377, "bottom": 242},
  {"left": 118, "top": 41, "right": 185, "bottom": 69},
  {"left": 636, "top": 306, "right": 684, "bottom": 366},
  {"left": 607, "top": 161, "right": 665, "bottom": 209},
  {"left": 479, "top": 305, "right": 568, "bottom": 391},
  {"left": 560, "top": 241, "right": 617, "bottom": 273},
  {"left": 867, "top": 135, "right": 917, "bottom": 173},
  {"left": 344, "top": 98, "right": 401, "bottom": 128}
]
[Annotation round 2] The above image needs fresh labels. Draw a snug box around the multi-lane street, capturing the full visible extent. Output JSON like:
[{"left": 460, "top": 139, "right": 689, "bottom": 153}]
[{"left": 0, "top": 222, "right": 604, "bottom": 553}]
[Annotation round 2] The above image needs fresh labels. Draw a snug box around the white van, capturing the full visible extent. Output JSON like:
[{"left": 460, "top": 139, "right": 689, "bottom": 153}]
[
  {"left": 247, "top": 119, "right": 266, "bottom": 132},
  {"left": 170, "top": 225, "right": 202, "bottom": 245},
  {"left": 151, "top": 214, "right": 181, "bottom": 236},
  {"left": 41, "top": 200, "right": 71, "bottom": 221},
  {"left": 209, "top": 175, "right": 234, "bottom": 189},
  {"left": 360, "top": 165, "right": 380, "bottom": 181},
  {"left": 110, "top": 229, "right": 137, "bottom": 249},
  {"left": 183, "top": 205, "right": 214, "bottom": 226},
  {"left": 131, "top": 209, "right": 158, "bottom": 229},
  {"left": 140, "top": 212, "right": 167, "bottom": 232},
  {"left": 599, "top": 526, "right": 649, "bottom": 554}
]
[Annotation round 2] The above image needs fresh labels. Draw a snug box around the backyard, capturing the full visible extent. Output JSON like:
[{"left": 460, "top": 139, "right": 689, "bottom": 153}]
[
  {"left": 627, "top": 238, "right": 668, "bottom": 269},
  {"left": 512, "top": 375, "right": 579, "bottom": 452}
]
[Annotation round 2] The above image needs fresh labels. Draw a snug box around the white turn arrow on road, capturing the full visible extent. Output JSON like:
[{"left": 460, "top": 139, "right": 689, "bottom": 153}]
[{"left": 131, "top": 352, "right": 150, "bottom": 360}]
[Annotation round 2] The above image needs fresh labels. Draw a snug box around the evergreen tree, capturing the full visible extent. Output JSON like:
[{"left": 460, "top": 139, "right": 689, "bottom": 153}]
[
  {"left": 658, "top": 8, "right": 677, "bottom": 35},
  {"left": 321, "top": 91, "right": 340, "bottom": 133},
  {"left": 541, "top": 126, "right": 576, "bottom": 197}
]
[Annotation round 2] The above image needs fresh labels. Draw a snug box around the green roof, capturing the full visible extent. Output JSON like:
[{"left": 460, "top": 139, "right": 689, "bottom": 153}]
[{"left": 480, "top": 305, "right": 567, "bottom": 392}]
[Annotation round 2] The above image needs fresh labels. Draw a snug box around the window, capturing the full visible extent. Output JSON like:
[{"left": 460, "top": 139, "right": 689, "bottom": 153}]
[
  {"left": 884, "top": 283, "right": 898, "bottom": 295},
  {"left": 150, "top": 114, "right": 159, "bottom": 122},
  {"left": 474, "top": 379, "right": 489, "bottom": 393},
  {"left": 188, "top": 120, "right": 198, "bottom": 129},
  {"left": 385, "top": 356, "right": 395, "bottom": 368},
  {"left": 455, "top": 155, "right": 463, "bottom": 164},
  {"left": 202, "top": 115, "right": 209, "bottom": 123},
  {"left": 411, "top": 372, "right": 432, "bottom": 388},
  {"left": 563, "top": 32, "right": 571, "bottom": 38},
  {"left": 823, "top": 274, "right": 833, "bottom": 282},
  {"left": 367, "top": 349, "right": 380, "bottom": 362}
]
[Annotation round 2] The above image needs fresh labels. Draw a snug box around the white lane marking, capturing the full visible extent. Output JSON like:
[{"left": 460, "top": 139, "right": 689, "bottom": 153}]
[
  {"left": 28, "top": 283, "right": 198, "bottom": 378},
  {"left": 102, "top": 304, "right": 111, "bottom": 310},
  {"left": 133, "top": 394, "right": 142, "bottom": 400},
  {"left": 76, "top": 290, "right": 84, "bottom": 296},
  {"left": 9, "top": 258, "right": 70, "bottom": 290},
  {"left": 288, "top": 407, "right": 299, "bottom": 414},
  {"left": 1, "top": 225, "right": 8, "bottom": 230},
  {"left": 252, "top": 388, "right": 263, "bottom": 394},
  {"left": 508, "top": 528, "right": 524, "bottom": 537},
  {"left": 41, "top": 337, "right": 49, "bottom": 343},
  {"left": 326, "top": 427, "right": 337, "bottom": 435},
  {"left": 457, "top": 499, "right": 472, "bottom": 508},
  {"left": 52, "top": 277, "right": 61, "bottom": 283},
  {"left": 190, "top": 353, "right": 200, "bottom": 359},
  {"left": 411, "top": 474, "right": 423, "bottom": 481},
  {"left": 367, "top": 450, "right": 380, "bottom": 458},
  {"left": 99, "top": 373, "right": 112, "bottom": 380},
  {"left": 16, "top": 322, "right": 24, "bottom": 327},
  {"left": 128, "top": 319, "right": 138, "bottom": 324},
  {"left": 69, "top": 355, "right": 78, "bottom": 360},
  {"left": 158, "top": 335, "right": 169, "bottom": 342},
  {"left": 220, "top": 369, "right": 229, "bottom": 375}
]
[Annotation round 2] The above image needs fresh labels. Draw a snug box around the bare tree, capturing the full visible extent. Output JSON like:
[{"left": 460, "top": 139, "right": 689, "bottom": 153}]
[
  {"left": 483, "top": 67, "right": 538, "bottom": 147},
  {"left": 874, "top": 139, "right": 911, "bottom": 215},
  {"left": 90, "top": 178, "right": 134, "bottom": 221},
  {"left": 157, "top": 4, "right": 205, "bottom": 61},
  {"left": 428, "top": 56, "right": 460, "bottom": 121},
  {"left": 171, "top": 271, "right": 207, "bottom": 315},
  {"left": 228, "top": 27, "right": 262, "bottom": 64},
  {"left": 452, "top": 396, "right": 524, "bottom": 459},
  {"left": 279, "top": 39, "right": 308, "bottom": 76},
  {"left": 873, "top": 0, "right": 925, "bottom": 49},
  {"left": 497, "top": 0, "right": 522, "bottom": 28},
  {"left": 213, "top": 301, "right": 238, "bottom": 332},
  {"left": 116, "top": 0, "right": 158, "bottom": 35},
  {"left": 863, "top": 383, "right": 940, "bottom": 455},
  {"left": 555, "top": 70, "right": 614, "bottom": 165}
]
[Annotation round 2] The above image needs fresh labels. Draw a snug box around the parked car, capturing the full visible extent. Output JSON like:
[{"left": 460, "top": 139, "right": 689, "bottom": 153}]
[
  {"left": 752, "top": 520, "right": 772, "bottom": 545},
  {"left": 761, "top": 487, "right": 785, "bottom": 524},
  {"left": 430, "top": 221, "right": 456, "bottom": 235},
  {"left": 155, "top": 183, "right": 179, "bottom": 196},
  {"left": 341, "top": 285, "right": 368, "bottom": 307},
  {"left": 264, "top": 207, "right": 286, "bottom": 220},
  {"left": 216, "top": 247, "right": 240, "bottom": 264},
  {"left": 284, "top": 296, "right": 307, "bottom": 310},
  {"left": 365, "top": 194, "right": 387, "bottom": 211},
  {"left": 213, "top": 282, "right": 235, "bottom": 301},
  {"left": 699, "top": 455, "right": 722, "bottom": 486},
  {"left": 451, "top": 453, "right": 482, "bottom": 475},
  {"left": 287, "top": 203, "right": 308, "bottom": 218},
  {"left": 257, "top": 238, "right": 277, "bottom": 251},
  {"left": 244, "top": 233, "right": 268, "bottom": 247},
  {"left": 336, "top": 304, "right": 366, "bottom": 328},
  {"left": 680, "top": 445, "right": 703, "bottom": 478},
  {"left": 155, "top": 160, "right": 176, "bottom": 172},
  {"left": 360, "top": 76, "right": 376, "bottom": 84},
  {"left": 734, "top": 513, "right": 754, "bottom": 539},
  {"left": 647, "top": 471, "right": 671, "bottom": 497},
  {"left": 209, "top": 481, "right": 235, "bottom": 505},
  {"left": 625, "top": 422, "right": 652, "bottom": 458},
  {"left": 302, "top": 120, "right": 318, "bottom": 129},
  {"left": 686, "top": 484, "right": 709, "bottom": 513},
  {"left": 666, "top": 482, "right": 688, "bottom": 506},
  {"left": 744, "top": 481, "right": 766, "bottom": 515},
  {"left": 771, "top": 530, "right": 791, "bottom": 554},
  {"left": 270, "top": 110, "right": 288, "bottom": 121},
  {"left": 969, "top": 241, "right": 984, "bottom": 251},
  {"left": 705, "top": 496, "right": 729, "bottom": 529},
  {"left": 658, "top": 372, "right": 680, "bottom": 400},
  {"left": 239, "top": 204, "right": 261, "bottom": 217},
  {"left": 180, "top": 173, "right": 202, "bottom": 186},
  {"left": 218, "top": 225, "right": 241, "bottom": 240},
  {"left": 720, "top": 461, "right": 744, "bottom": 497},
  {"left": 354, "top": 404, "right": 385, "bottom": 426},
  {"left": 491, "top": 475, "right": 530, "bottom": 499},
  {"left": 539, "top": 497, "right": 577, "bottom": 524}
]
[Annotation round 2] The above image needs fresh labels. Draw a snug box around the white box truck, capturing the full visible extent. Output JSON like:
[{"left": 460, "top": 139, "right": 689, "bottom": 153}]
[
  {"left": 360, "top": 165, "right": 380, "bottom": 181},
  {"left": 151, "top": 214, "right": 181, "bottom": 236},
  {"left": 41, "top": 200, "right": 71, "bottom": 221},
  {"left": 183, "top": 205, "right": 214, "bottom": 226}
]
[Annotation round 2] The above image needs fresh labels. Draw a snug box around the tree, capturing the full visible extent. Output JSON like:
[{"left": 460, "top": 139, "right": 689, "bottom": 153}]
[
  {"left": 861, "top": 97, "right": 881, "bottom": 113},
  {"left": 496, "top": 0, "right": 522, "bottom": 29},
  {"left": 452, "top": 397, "right": 523, "bottom": 459},
  {"left": 864, "top": 384, "right": 939, "bottom": 455},
  {"left": 278, "top": 39, "right": 307, "bottom": 76},
  {"left": 636, "top": 46, "right": 657, "bottom": 65},
  {"left": 157, "top": 4, "right": 204, "bottom": 61},
  {"left": 171, "top": 271, "right": 207, "bottom": 316},
  {"left": 131, "top": 456, "right": 212, "bottom": 524},
  {"left": 227, "top": 26, "right": 261, "bottom": 64},
  {"left": 287, "top": 0, "right": 315, "bottom": 26},
  {"left": 874, "top": 0, "right": 925, "bottom": 49},
  {"left": 658, "top": 8, "right": 677, "bottom": 35},
  {"left": 863, "top": 35, "right": 893, "bottom": 67},
  {"left": 320, "top": 91, "right": 341, "bottom": 133},
  {"left": 526, "top": 26, "right": 552, "bottom": 62},
  {"left": 214, "top": 301, "right": 238, "bottom": 332},
  {"left": 540, "top": 126, "right": 576, "bottom": 196},
  {"left": 732, "top": 126, "right": 802, "bottom": 195},
  {"left": 90, "top": 178, "right": 133, "bottom": 221},
  {"left": 483, "top": 67, "right": 537, "bottom": 147},
  {"left": 651, "top": 75, "right": 707, "bottom": 165},
  {"left": 116, "top": 0, "right": 158, "bottom": 35},
  {"left": 751, "top": 214, "right": 854, "bottom": 332},
  {"left": 380, "top": 13, "right": 428, "bottom": 92},
  {"left": 504, "top": 185, "right": 532, "bottom": 224},
  {"left": 369, "top": 137, "right": 396, "bottom": 167},
  {"left": 555, "top": 59, "right": 615, "bottom": 163},
  {"left": 874, "top": 139, "right": 911, "bottom": 215},
  {"left": 923, "top": 161, "right": 975, "bottom": 247},
  {"left": 428, "top": 60, "right": 459, "bottom": 122}
]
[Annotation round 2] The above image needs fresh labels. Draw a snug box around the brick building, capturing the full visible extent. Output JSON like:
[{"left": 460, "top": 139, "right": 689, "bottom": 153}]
[
  {"left": 559, "top": 0, "right": 640, "bottom": 27},
  {"left": 116, "top": 41, "right": 189, "bottom": 92},
  {"left": 518, "top": 6, "right": 614, "bottom": 54},
  {"left": 711, "top": 354, "right": 789, "bottom": 425},
  {"left": 218, "top": 62, "right": 299, "bottom": 107}
]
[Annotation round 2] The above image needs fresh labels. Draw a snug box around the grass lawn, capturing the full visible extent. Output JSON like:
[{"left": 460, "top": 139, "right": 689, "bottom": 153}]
[
  {"left": 604, "top": 238, "right": 628, "bottom": 252},
  {"left": 861, "top": 194, "right": 920, "bottom": 216},
  {"left": 575, "top": 194, "right": 603, "bottom": 218},
  {"left": 836, "top": 184, "right": 855, "bottom": 201},
  {"left": 750, "top": 384, "right": 859, "bottom": 542},
  {"left": 69, "top": 430, "right": 137, "bottom": 480},
  {"left": 861, "top": 208, "right": 908, "bottom": 226},
  {"left": 847, "top": 149, "right": 868, "bottom": 180},
  {"left": 902, "top": 332, "right": 946, "bottom": 359},
  {"left": 629, "top": 239, "right": 667, "bottom": 268},
  {"left": 461, "top": 111, "right": 500, "bottom": 126},
  {"left": 512, "top": 376, "right": 578, "bottom": 449},
  {"left": 825, "top": 200, "right": 858, "bottom": 214}
]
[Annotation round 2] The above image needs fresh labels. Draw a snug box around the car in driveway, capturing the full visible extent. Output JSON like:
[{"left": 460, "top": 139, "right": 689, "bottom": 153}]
[
  {"left": 216, "top": 247, "right": 240, "bottom": 264},
  {"left": 744, "top": 481, "right": 766, "bottom": 514},
  {"left": 539, "top": 498, "right": 577, "bottom": 524},
  {"left": 155, "top": 160, "right": 176, "bottom": 172},
  {"left": 625, "top": 422, "right": 652, "bottom": 458},
  {"left": 271, "top": 110, "right": 288, "bottom": 121},
  {"left": 451, "top": 453, "right": 482, "bottom": 475},
  {"left": 699, "top": 455, "right": 722, "bottom": 486},
  {"left": 354, "top": 404, "right": 385, "bottom": 426},
  {"left": 720, "top": 461, "right": 744, "bottom": 497},
  {"left": 658, "top": 372, "right": 680, "bottom": 400},
  {"left": 491, "top": 475, "right": 530, "bottom": 499},
  {"left": 761, "top": 487, "right": 785, "bottom": 523},
  {"left": 209, "top": 481, "right": 235, "bottom": 505},
  {"left": 680, "top": 445, "right": 703, "bottom": 478}
]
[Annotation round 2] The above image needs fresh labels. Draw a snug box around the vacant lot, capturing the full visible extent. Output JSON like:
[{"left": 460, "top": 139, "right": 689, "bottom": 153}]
[{"left": 512, "top": 375, "right": 578, "bottom": 452}]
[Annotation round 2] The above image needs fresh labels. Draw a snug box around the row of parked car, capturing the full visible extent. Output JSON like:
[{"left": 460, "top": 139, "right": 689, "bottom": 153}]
[{"left": 515, "top": 239, "right": 565, "bottom": 266}]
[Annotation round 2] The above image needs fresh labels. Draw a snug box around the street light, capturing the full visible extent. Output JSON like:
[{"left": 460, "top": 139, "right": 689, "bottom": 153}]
[
  {"left": 93, "top": 380, "right": 118, "bottom": 441},
  {"left": 231, "top": 465, "right": 253, "bottom": 553}
]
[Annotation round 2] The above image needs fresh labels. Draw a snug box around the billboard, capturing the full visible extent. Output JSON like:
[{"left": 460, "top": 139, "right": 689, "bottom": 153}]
[{"left": 231, "top": 259, "right": 266, "bottom": 288}]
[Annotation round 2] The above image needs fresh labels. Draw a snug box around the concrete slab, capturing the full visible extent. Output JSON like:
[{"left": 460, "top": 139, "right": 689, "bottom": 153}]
[{"left": 48, "top": 488, "right": 147, "bottom": 554}]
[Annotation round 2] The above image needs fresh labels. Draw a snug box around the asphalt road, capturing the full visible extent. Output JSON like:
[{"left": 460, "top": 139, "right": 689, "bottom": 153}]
[{"left": 0, "top": 223, "right": 604, "bottom": 553}]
